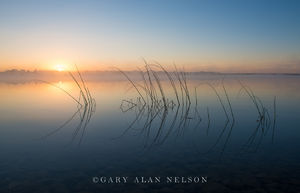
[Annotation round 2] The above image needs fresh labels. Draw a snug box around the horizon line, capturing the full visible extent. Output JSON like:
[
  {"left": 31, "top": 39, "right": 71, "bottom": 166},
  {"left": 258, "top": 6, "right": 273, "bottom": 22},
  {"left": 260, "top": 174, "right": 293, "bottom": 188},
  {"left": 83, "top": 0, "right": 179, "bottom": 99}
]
[{"left": 1, "top": 69, "right": 300, "bottom": 75}]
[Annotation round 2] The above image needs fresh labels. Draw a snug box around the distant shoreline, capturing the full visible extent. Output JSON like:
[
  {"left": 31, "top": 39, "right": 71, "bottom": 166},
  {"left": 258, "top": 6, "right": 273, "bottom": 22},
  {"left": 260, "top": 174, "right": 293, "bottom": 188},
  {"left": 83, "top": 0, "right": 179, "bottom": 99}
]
[{"left": 0, "top": 69, "right": 300, "bottom": 76}]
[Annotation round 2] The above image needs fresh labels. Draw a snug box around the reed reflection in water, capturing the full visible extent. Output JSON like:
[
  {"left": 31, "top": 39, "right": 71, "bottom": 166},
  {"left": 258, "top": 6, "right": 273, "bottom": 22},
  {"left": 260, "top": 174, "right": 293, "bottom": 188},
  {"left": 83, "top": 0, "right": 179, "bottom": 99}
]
[
  {"left": 1, "top": 71, "right": 300, "bottom": 193},
  {"left": 38, "top": 68, "right": 96, "bottom": 146},
  {"left": 118, "top": 64, "right": 277, "bottom": 155}
]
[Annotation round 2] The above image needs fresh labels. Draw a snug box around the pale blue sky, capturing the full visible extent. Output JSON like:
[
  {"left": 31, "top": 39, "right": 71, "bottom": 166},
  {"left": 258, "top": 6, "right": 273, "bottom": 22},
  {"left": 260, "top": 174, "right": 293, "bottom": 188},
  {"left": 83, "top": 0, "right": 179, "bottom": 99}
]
[{"left": 0, "top": 0, "right": 299, "bottom": 72}]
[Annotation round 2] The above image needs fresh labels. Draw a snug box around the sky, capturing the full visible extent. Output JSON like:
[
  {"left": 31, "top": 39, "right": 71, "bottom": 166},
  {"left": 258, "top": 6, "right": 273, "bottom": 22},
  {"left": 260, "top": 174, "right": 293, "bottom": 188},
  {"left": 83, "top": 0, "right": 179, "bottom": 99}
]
[{"left": 0, "top": 0, "right": 300, "bottom": 73}]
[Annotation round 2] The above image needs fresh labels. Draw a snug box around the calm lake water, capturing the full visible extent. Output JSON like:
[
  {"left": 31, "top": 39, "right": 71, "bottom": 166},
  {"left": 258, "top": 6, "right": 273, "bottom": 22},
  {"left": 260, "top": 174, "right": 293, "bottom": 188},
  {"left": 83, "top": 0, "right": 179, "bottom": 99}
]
[{"left": 0, "top": 75, "right": 300, "bottom": 193}]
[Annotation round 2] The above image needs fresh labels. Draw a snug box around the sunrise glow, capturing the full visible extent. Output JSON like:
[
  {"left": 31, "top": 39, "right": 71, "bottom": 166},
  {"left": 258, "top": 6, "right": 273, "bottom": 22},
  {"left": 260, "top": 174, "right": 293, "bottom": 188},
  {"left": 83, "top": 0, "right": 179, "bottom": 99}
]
[
  {"left": 0, "top": 0, "right": 299, "bottom": 73},
  {"left": 54, "top": 64, "right": 65, "bottom": 72}
]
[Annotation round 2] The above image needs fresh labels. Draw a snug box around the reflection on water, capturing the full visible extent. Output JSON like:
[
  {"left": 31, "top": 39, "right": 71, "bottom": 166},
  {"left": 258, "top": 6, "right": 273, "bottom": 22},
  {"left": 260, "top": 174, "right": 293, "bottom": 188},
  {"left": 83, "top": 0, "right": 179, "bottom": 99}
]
[
  {"left": 118, "top": 68, "right": 276, "bottom": 156},
  {"left": 38, "top": 71, "right": 97, "bottom": 146},
  {"left": 0, "top": 75, "right": 300, "bottom": 192}
]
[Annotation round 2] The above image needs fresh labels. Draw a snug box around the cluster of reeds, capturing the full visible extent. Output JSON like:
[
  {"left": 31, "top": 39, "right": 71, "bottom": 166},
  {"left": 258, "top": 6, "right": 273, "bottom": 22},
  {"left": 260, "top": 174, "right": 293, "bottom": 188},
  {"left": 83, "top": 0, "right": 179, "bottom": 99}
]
[
  {"left": 39, "top": 65, "right": 96, "bottom": 146},
  {"left": 238, "top": 82, "right": 277, "bottom": 153},
  {"left": 118, "top": 63, "right": 277, "bottom": 154},
  {"left": 117, "top": 62, "right": 235, "bottom": 148},
  {"left": 117, "top": 62, "right": 196, "bottom": 146},
  {"left": 199, "top": 81, "right": 235, "bottom": 156}
]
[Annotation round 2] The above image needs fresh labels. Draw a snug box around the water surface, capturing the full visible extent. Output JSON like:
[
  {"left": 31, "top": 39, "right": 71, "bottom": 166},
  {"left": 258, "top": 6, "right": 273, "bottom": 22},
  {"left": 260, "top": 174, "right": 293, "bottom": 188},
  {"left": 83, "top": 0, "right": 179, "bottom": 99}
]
[{"left": 0, "top": 75, "right": 299, "bottom": 193}]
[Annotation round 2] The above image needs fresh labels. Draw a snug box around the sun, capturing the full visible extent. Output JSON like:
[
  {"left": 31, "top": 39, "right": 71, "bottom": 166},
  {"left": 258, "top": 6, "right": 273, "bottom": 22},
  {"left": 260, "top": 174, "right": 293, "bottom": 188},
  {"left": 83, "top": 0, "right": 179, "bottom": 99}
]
[{"left": 55, "top": 64, "right": 65, "bottom": 72}]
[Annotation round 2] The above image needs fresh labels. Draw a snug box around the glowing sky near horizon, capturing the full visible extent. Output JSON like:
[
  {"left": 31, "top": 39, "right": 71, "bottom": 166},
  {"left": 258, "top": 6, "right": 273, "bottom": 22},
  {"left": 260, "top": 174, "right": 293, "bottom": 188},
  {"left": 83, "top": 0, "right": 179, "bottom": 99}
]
[{"left": 0, "top": 0, "right": 300, "bottom": 72}]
